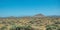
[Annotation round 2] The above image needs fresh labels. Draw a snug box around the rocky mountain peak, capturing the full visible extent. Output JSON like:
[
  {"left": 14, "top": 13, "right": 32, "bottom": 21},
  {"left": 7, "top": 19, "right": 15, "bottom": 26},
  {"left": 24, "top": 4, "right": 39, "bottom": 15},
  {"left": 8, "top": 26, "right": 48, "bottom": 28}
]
[{"left": 33, "top": 14, "right": 45, "bottom": 17}]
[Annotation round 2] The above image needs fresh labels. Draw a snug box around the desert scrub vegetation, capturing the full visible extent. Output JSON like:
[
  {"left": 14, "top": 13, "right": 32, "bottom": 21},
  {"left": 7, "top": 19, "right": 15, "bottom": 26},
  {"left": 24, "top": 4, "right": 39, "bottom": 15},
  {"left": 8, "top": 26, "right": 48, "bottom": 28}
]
[
  {"left": 0, "top": 26, "right": 7, "bottom": 30},
  {"left": 46, "top": 24, "right": 60, "bottom": 30},
  {"left": 0, "top": 14, "right": 60, "bottom": 30},
  {"left": 10, "top": 25, "right": 34, "bottom": 30}
]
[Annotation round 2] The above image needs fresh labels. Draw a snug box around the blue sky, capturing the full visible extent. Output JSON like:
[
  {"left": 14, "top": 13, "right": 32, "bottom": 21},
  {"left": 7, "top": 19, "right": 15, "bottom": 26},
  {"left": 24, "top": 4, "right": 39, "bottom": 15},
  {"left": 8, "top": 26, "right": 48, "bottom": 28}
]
[{"left": 0, "top": 0, "right": 60, "bottom": 17}]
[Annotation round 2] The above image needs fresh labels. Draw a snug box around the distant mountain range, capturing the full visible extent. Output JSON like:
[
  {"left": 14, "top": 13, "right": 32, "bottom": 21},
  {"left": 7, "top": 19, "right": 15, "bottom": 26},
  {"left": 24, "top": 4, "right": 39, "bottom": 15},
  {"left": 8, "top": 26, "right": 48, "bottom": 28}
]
[
  {"left": 33, "top": 14, "right": 60, "bottom": 18},
  {"left": 0, "top": 14, "right": 60, "bottom": 18},
  {"left": 47, "top": 15, "right": 60, "bottom": 18}
]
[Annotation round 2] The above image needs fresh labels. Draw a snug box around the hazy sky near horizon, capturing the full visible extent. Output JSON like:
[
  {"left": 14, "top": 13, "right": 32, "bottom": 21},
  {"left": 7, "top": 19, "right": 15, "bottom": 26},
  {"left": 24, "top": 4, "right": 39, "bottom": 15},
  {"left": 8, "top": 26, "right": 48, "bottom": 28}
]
[{"left": 0, "top": 0, "right": 60, "bottom": 17}]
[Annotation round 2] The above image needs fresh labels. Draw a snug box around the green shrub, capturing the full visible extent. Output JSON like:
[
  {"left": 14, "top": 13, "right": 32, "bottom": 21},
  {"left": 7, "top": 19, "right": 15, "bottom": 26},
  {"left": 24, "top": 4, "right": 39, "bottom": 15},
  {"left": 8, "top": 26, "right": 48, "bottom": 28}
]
[
  {"left": 10, "top": 25, "right": 33, "bottom": 30},
  {"left": 1, "top": 26, "right": 7, "bottom": 30},
  {"left": 46, "top": 24, "right": 59, "bottom": 30}
]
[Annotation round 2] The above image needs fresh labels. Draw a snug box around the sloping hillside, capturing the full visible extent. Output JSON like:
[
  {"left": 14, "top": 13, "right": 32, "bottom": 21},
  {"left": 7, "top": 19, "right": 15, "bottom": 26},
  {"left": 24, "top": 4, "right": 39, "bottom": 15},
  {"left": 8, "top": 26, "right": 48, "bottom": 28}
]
[{"left": 0, "top": 14, "right": 60, "bottom": 30}]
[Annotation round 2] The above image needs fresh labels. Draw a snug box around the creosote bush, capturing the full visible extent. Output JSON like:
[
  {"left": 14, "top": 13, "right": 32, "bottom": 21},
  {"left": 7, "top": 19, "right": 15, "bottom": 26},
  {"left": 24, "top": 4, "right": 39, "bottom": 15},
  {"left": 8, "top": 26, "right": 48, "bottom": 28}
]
[
  {"left": 46, "top": 24, "right": 60, "bottom": 30},
  {"left": 0, "top": 26, "right": 7, "bottom": 30},
  {"left": 10, "top": 25, "right": 34, "bottom": 30}
]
